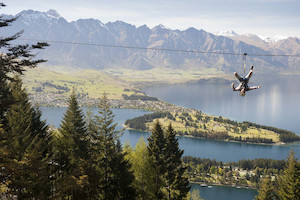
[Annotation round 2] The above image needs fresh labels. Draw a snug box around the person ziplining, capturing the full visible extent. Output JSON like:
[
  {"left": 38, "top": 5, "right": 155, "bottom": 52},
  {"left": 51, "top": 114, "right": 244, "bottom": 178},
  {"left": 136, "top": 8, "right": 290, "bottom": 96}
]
[{"left": 231, "top": 53, "right": 261, "bottom": 96}]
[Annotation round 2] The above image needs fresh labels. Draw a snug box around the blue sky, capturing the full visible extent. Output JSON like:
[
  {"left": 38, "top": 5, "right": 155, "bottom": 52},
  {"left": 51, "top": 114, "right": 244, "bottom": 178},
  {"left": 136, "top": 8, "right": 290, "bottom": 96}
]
[{"left": 2, "top": 0, "right": 300, "bottom": 37}]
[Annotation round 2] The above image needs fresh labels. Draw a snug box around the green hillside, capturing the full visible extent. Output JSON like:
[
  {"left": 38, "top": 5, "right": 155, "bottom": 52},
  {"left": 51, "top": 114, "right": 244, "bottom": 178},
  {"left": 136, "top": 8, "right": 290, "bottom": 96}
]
[
  {"left": 23, "top": 67, "right": 144, "bottom": 100},
  {"left": 104, "top": 66, "right": 230, "bottom": 86}
]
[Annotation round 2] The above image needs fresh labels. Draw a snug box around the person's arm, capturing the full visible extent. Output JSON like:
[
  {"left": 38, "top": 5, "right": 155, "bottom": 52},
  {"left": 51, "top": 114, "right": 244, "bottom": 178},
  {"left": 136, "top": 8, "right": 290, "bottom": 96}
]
[{"left": 248, "top": 85, "right": 260, "bottom": 90}]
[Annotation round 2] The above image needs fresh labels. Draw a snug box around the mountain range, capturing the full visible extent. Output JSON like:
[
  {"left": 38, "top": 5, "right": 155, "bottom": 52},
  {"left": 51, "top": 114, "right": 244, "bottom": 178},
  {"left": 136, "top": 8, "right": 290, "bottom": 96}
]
[{"left": 2, "top": 9, "right": 300, "bottom": 74}]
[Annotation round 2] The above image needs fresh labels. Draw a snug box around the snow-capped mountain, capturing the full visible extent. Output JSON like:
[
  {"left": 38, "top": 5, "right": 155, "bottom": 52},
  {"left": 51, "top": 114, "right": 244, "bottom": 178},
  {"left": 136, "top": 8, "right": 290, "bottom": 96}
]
[
  {"left": 258, "top": 35, "right": 289, "bottom": 43},
  {"left": 214, "top": 30, "right": 238, "bottom": 37},
  {"left": 2, "top": 10, "right": 300, "bottom": 73},
  {"left": 216, "top": 30, "right": 290, "bottom": 43}
]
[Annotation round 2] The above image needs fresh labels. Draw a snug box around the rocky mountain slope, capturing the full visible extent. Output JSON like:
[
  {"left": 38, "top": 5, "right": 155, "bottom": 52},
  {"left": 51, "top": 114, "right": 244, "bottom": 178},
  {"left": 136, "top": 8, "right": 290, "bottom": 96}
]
[{"left": 2, "top": 9, "right": 300, "bottom": 74}]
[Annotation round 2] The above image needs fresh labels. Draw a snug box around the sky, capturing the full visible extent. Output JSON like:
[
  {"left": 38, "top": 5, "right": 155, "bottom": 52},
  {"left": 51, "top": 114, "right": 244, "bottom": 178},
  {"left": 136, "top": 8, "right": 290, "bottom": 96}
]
[{"left": 2, "top": 0, "right": 300, "bottom": 38}]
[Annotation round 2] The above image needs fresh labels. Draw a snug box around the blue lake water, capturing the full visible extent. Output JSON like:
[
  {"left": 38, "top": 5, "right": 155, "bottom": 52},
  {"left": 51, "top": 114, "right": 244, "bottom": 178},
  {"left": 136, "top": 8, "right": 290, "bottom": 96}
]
[
  {"left": 190, "top": 183, "right": 258, "bottom": 200},
  {"left": 143, "top": 75, "right": 300, "bottom": 135}
]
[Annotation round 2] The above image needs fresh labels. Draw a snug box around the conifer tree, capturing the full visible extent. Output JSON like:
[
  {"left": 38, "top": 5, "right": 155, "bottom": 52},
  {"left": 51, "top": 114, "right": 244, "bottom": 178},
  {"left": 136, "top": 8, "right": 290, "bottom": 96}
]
[
  {"left": 91, "top": 93, "right": 136, "bottom": 199},
  {"left": 0, "top": 3, "right": 49, "bottom": 198},
  {"left": 276, "top": 150, "right": 300, "bottom": 200},
  {"left": 0, "top": 3, "right": 48, "bottom": 123},
  {"left": 84, "top": 106, "right": 102, "bottom": 199},
  {"left": 113, "top": 140, "right": 136, "bottom": 199},
  {"left": 55, "top": 90, "right": 89, "bottom": 199},
  {"left": 164, "top": 123, "right": 190, "bottom": 199},
  {"left": 148, "top": 120, "right": 167, "bottom": 199},
  {"left": 255, "top": 177, "right": 275, "bottom": 200},
  {"left": 0, "top": 77, "right": 51, "bottom": 198}
]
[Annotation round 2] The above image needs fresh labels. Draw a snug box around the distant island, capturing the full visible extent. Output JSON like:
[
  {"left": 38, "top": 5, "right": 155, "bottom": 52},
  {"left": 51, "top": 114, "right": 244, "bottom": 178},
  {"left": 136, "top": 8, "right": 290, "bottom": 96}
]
[{"left": 124, "top": 110, "right": 300, "bottom": 145}]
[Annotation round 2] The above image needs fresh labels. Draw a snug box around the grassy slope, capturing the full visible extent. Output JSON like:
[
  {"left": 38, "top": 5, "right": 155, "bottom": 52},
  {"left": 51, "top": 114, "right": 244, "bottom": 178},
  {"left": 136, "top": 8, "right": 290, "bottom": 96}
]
[
  {"left": 145, "top": 112, "right": 280, "bottom": 142},
  {"left": 23, "top": 67, "right": 144, "bottom": 99},
  {"left": 23, "top": 66, "right": 231, "bottom": 100},
  {"left": 104, "top": 66, "right": 230, "bottom": 86}
]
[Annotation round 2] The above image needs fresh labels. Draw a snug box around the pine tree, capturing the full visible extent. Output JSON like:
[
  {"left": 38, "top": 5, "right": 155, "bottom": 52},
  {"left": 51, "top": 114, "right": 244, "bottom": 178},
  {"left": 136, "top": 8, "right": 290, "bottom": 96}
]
[
  {"left": 255, "top": 177, "right": 275, "bottom": 200},
  {"left": 0, "top": 76, "right": 12, "bottom": 124},
  {"left": 276, "top": 150, "right": 300, "bottom": 200},
  {"left": 0, "top": 3, "right": 48, "bottom": 123},
  {"left": 164, "top": 123, "right": 190, "bottom": 200},
  {"left": 85, "top": 106, "right": 102, "bottom": 199},
  {"left": 113, "top": 140, "right": 136, "bottom": 199},
  {"left": 0, "top": 4, "right": 49, "bottom": 198},
  {"left": 148, "top": 120, "right": 167, "bottom": 199},
  {"left": 55, "top": 90, "right": 89, "bottom": 199},
  {"left": 91, "top": 93, "right": 136, "bottom": 199},
  {"left": 0, "top": 77, "right": 51, "bottom": 198}
]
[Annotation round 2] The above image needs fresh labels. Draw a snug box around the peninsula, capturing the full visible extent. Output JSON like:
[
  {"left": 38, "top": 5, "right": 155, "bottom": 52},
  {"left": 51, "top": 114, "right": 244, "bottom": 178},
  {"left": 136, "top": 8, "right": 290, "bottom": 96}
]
[{"left": 124, "top": 105, "right": 300, "bottom": 144}]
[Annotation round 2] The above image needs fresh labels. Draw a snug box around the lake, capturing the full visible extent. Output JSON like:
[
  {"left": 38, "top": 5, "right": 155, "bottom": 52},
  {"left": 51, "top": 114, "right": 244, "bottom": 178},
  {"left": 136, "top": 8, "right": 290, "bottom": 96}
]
[{"left": 143, "top": 75, "right": 300, "bottom": 135}]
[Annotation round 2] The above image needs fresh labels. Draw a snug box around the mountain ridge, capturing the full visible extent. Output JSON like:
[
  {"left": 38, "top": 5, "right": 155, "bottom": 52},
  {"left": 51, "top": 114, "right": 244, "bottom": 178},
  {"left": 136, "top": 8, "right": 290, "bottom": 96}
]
[{"left": 2, "top": 9, "right": 300, "bottom": 74}]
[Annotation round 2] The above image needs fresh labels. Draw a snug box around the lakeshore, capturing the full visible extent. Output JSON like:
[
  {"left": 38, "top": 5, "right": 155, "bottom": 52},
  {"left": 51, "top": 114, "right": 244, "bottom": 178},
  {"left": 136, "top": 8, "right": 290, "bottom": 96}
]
[
  {"left": 189, "top": 181, "right": 256, "bottom": 190},
  {"left": 30, "top": 92, "right": 299, "bottom": 145}
]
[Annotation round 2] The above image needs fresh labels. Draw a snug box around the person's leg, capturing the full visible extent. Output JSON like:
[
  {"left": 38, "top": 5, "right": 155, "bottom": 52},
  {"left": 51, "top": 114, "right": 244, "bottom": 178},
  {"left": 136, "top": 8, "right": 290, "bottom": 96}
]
[
  {"left": 245, "top": 66, "right": 253, "bottom": 81},
  {"left": 234, "top": 72, "right": 243, "bottom": 82}
]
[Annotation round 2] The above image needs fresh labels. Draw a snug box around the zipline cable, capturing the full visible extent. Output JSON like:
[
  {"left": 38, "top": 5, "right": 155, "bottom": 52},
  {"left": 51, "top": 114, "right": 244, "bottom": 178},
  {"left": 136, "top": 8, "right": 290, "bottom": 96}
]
[
  {"left": 243, "top": 53, "right": 247, "bottom": 75},
  {"left": 18, "top": 38, "right": 300, "bottom": 58}
]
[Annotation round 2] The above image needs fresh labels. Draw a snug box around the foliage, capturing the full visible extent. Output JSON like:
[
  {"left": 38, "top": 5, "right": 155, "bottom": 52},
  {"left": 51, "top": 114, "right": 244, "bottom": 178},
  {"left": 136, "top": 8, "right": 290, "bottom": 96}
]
[
  {"left": 53, "top": 90, "right": 89, "bottom": 199},
  {"left": 122, "top": 94, "right": 159, "bottom": 101},
  {"left": 276, "top": 150, "right": 300, "bottom": 200},
  {"left": 178, "top": 130, "right": 230, "bottom": 140},
  {"left": 148, "top": 120, "right": 167, "bottom": 199},
  {"left": 244, "top": 121, "right": 300, "bottom": 143},
  {"left": 125, "top": 112, "right": 173, "bottom": 130},
  {"left": 164, "top": 124, "right": 190, "bottom": 199},
  {"left": 148, "top": 121, "right": 189, "bottom": 199},
  {"left": 124, "top": 138, "right": 156, "bottom": 199},
  {"left": 0, "top": 77, "right": 51, "bottom": 198},
  {"left": 255, "top": 177, "right": 275, "bottom": 200},
  {"left": 189, "top": 189, "right": 204, "bottom": 200},
  {"left": 183, "top": 156, "right": 288, "bottom": 189},
  {"left": 89, "top": 93, "right": 136, "bottom": 199},
  {"left": 0, "top": 3, "right": 48, "bottom": 124}
]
